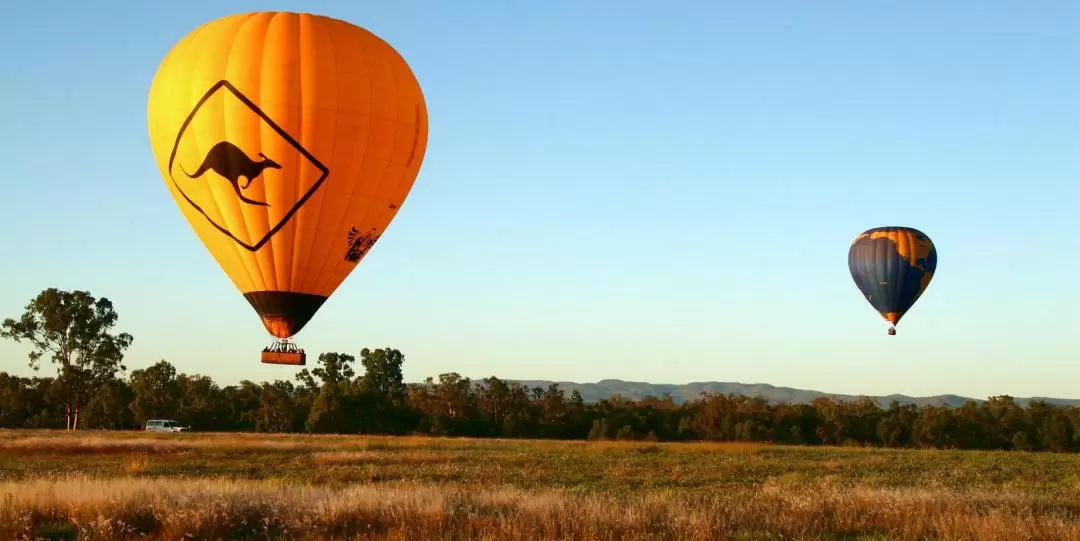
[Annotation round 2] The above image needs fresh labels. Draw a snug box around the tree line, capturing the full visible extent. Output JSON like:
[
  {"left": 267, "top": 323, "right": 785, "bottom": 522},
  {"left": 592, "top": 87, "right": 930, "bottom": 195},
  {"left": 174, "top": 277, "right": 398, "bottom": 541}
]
[{"left": 3, "top": 288, "right": 1079, "bottom": 452}]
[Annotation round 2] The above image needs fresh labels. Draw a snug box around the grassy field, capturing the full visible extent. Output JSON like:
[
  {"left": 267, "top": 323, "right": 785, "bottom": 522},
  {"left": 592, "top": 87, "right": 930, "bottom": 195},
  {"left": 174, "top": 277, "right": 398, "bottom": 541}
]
[{"left": 1, "top": 430, "right": 1079, "bottom": 540}]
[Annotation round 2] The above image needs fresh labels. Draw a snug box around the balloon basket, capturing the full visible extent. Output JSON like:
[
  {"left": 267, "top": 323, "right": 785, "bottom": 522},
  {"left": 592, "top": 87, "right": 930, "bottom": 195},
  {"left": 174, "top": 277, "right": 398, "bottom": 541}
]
[
  {"left": 887, "top": 327, "right": 896, "bottom": 336},
  {"left": 261, "top": 339, "right": 306, "bottom": 366}
]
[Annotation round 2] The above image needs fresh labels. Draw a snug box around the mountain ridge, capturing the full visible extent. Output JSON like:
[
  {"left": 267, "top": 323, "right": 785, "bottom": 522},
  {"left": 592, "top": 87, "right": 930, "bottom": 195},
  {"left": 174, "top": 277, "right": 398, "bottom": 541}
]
[{"left": 499, "top": 379, "right": 1080, "bottom": 408}]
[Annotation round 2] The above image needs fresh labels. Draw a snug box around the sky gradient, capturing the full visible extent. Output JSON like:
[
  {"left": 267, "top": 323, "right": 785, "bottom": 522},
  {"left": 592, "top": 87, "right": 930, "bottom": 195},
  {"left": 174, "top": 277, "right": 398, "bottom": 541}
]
[{"left": 1, "top": 1, "right": 1077, "bottom": 399}]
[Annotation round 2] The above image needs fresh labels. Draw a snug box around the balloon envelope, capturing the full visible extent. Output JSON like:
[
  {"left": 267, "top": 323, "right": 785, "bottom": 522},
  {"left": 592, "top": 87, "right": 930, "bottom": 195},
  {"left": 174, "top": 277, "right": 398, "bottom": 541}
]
[
  {"left": 847, "top": 226, "right": 937, "bottom": 332},
  {"left": 147, "top": 12, "right": 427, "bottom": 339}
]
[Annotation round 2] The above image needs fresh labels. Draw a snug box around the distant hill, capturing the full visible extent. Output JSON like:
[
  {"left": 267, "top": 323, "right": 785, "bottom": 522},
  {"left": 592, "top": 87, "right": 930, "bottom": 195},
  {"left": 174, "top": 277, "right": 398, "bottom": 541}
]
[{"left": 503, "top": 379, "right": 1080, "bottom": 409}]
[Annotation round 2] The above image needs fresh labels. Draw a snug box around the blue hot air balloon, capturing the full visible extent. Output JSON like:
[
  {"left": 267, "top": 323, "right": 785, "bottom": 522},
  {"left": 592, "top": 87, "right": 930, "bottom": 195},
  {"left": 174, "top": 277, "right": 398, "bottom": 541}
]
[{"left": 848, "top": 226, "right": 938, "bottom": 335}]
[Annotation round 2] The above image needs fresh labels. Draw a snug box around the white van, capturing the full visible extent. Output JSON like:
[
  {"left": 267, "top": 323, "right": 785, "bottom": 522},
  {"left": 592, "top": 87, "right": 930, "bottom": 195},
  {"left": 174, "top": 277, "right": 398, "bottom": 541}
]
[{"left": 145, "top": 419, "right": 188, "bottom": 433}]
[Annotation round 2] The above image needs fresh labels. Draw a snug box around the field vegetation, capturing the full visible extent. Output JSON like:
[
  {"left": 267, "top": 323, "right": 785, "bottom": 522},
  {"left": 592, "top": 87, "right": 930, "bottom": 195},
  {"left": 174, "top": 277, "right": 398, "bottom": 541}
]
[{"left": 2, "top": 430, "right": 1080, "bottom": 540}]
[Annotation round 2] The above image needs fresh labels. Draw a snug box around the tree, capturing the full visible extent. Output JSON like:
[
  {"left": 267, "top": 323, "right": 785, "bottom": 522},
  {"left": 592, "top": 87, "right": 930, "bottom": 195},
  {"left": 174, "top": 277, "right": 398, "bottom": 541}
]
[
  {"left": 588, "top": 418, "right": 609, "bottom": 440},
  {"left": 129, "top": 360, "right": 180, "bottom": 426},
  {"left": 81, "top": 377, "right": 135, "bottom": 429},
  {"left": 223, "top": 380, "right": 262, "bottom": 431},
  {"left": 305, "top": 352, "right": 359, "bottom": 433},
  {"left": 407, "top": 372, "right": 477, "bottom": 436},
  {"left": 310, "top": 352, "right": 356, "bottom": 385},
  {"left": 877, "top": 401, "right": 918, "bottom": 447},
  {"left": 1, "top": 288, "right": 133, "bottom": 430},
  {"left": 475, "top": 376, "right": 532, "bottom": 437},
  {"left": 356, "top": 348, "right": 410, "bottom": 433},
  {"left": 538, "top": 384, "right": 569, "bottom": 436},
  {"left": 359, "top": 347, "right": 405, "bottom": 398},
  {"left": 306, "top": 382, "right": 352, "bottom": 433},
  {"left": 256, "top": 380, "right": 300, "bottom": 433},
  {"left": 175, "top": 373, "right": 222, "bottom": 430},
  {"left": 0, "top": 373, "right": 50, "bottom": 428}
]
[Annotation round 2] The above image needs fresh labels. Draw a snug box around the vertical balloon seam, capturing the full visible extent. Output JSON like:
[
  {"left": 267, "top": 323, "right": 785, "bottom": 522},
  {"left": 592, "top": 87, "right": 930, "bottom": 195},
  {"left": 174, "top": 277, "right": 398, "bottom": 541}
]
[
  {"left": 244, "top": 12, "right": 279, "bottom": 292},
  {"left": 903, "top": 231, "right": 915, "bottom": 318},
  {"left": 876, "top": 233, "right": 890, "bottom": 321},
  {"left": 888, "top": 231, "right": 902, "bottom": 323},
  {"left": 337, "top": 38, "right": 405, "bottom": 298},
  {"left": 340, "top": 27, "right": 399, "bottom": 297},
  {"left": 876, "top": 236, "right": 889, "bottom": 319},
  {"left": 291, "top": 15, "right": 328, "bottom": 295},
  {"left": 871, "top": 246, "right": 882, "bottom": 313},
  {"left": 872, "top": 231, "right": 885, "bottom": 320},
  {"left": 886, "top": 232, "right": 898, "bottom": 322},
  {"left": 199, "top": 16, "right": 264, "bottom": 293},
  {"left": 159, "top": 20, "right": 251, "bottom": 292},
  {"left": 198, "top": 16, "right": 250, "bottom": 290},
  {"left": 881, "top": 231, "right": 893, "bottom": 318},
  {"left": 265, "top": 12, "right": 313, "bottom": 338},
  {"left": 309, "top": 26, "right": 377, "bottom": 296},
  {"left": 859, "top": 238, "right": 879, "bottom": 318},
  {"left": 228, "top": 13, "right": 270, "bottom": 293},
  {"left": 302, "top": 20, "right": 354, "bottom": 295},
  {"left": 284, "top": 11, "right": 305, "bottom": 293},
  {"left": 267, "top": 11, "right": 298, "bottom": 294},
  {"left": 262, "top": 12, "right": 296, "bottom": 294},
  {"left": 914, "top": 232, "right": 930, "bottom": 315},
  {"left": 295, "top": 14, "right": 339, "bottom": 295},
  {"left": 905, "top": 230, "right": 917, "bottom": 313},
  {"left": 288, "top": 14, "right": 314, "bottom": 293},
  {"left": 280, "top": 12, "right": 301, "bottom": 294},
  {"left": 914, "top": 233, "right": 927, "bottom": 300},
  {"left": 902, "top": 231, "right": 913, "bottom": 320},
  {"left": 891, "top": 231, "right": 905, "bottom": 322},
  {"left": 352, "top": 39, "right": 407, "bottom": 297},
  {"left": 259, "top": 12, "right": 285, "bottom": 294},
  {"left": 909, "top": 231, "right": 923, "bottom": 316}
]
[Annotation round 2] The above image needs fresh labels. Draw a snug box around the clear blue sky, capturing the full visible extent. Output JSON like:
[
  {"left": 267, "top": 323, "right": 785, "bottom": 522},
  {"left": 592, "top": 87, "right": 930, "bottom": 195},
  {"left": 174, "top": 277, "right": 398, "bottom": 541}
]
[{"left": 1, "top": 1, "right": 1077, "bottom": 399}]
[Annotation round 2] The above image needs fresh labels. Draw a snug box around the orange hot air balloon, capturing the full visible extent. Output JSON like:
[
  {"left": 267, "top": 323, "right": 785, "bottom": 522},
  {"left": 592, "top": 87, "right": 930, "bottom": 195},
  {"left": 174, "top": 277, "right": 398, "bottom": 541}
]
[{"left": 147, "top": 12, "right": 428, "bottom": 365}]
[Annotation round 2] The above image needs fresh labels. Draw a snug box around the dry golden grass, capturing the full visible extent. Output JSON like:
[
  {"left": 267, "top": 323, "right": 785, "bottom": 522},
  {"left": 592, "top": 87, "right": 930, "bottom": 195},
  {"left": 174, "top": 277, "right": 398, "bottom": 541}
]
[
  {"left": 0, "top": 432, "right": 366, "bottom": 454},
  {"left": 2, "top": 430, "right": 1079, "bottom": 539},
  {"left": 2, "top": 476, "right": 1078, "bottom": 540},
  {"left": 120, "top": 452, "right": 150, "bottom": 474},
  {"left": 0, "top": 431, "right": 764, "bottom": 455}
]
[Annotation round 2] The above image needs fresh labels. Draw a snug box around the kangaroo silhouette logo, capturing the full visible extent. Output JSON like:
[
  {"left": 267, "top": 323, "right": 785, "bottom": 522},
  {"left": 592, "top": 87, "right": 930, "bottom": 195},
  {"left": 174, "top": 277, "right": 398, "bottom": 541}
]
[
  {"left": 167, "top": 80, "right": 330, "bottom": 252},
  {"left": 180, "top": 141, "right": 280, "bottom": 207}
]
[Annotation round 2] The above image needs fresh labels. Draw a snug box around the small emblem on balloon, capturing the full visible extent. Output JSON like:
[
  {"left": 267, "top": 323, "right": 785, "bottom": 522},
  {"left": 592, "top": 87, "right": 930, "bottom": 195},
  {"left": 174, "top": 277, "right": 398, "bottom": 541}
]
[{"left": 344, "top": 227, "right": 380, "bottom": 263}]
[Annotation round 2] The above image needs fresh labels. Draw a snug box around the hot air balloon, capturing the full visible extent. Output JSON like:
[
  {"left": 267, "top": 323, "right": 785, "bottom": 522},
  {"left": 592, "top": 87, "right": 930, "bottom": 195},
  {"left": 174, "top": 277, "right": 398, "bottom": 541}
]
[
  {"left": 848, "top": 226, "right": 937, "bottom": 335},
  {"left": 147, "top": 12, "right": 428, "bottom": 365}
]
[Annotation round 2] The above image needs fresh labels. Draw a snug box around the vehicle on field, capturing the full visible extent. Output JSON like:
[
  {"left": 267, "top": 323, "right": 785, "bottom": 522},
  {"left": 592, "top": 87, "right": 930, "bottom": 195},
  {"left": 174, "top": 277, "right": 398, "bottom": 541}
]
[{"left": 144, "top": 419, "right": 188, "bottom": 432}]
